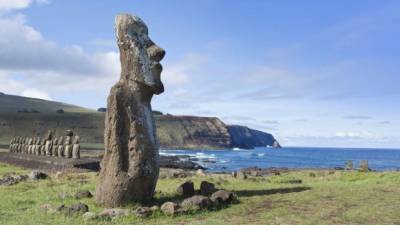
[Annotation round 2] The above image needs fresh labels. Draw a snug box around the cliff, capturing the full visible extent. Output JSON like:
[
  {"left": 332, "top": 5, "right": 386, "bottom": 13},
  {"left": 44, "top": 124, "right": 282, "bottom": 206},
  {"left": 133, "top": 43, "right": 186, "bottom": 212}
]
[{"left": 227, "top": 125, "right": 281, "bottom": 149}]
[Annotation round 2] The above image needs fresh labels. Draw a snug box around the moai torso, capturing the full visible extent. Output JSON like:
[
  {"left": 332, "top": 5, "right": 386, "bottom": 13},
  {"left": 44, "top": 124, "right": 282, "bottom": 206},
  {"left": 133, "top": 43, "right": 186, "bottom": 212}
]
[
  {"left": 64, "top": 135, "right": 73, "bottom": 158},
  {"left": 72, "top": 136, "right": 80, "bottom": 159},
  {"left": 52, "top": 138, "right": 58, "bottom": 156},
  {"left": 57, "top": 137, "right": 64, "bottom": 157}
]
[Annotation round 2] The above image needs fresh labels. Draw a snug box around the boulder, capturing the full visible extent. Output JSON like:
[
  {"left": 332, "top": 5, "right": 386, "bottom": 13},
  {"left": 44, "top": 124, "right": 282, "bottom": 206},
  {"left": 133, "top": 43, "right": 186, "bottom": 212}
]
[
  {"left": 236, "top": 171, "right": 247, "bottom": 180},
  {"left": 75, "top": 190, "right": 93, "bottom": 199},
  {"left": 181, "top": 195, "right": 212, "bottom": 211},
  {"left": 196, "top": 169, "right": 206, "bottom": 176},
  {"left": 29, "top": 171, "right": 48, "bottom": 180},
  {"left": 176, "top": 181, "right": 195, "bottom": 197},
  {"left": 200, "top": 181, "right": 216, "bottom": 196},
  {"left": 135, "top": 207, "right": 153, "bottom": 218},
  {"left": 82, "top": 212, "right": 98, "bottom": 220},
  {"left": 210, "top": 190, "right": 236, "bottom": 206},
  {"left": 160, "top": 202, "right": 180, "bottom": 216},
  {"left": 99, "top": 208, "right": 130, "bottom": 219}
]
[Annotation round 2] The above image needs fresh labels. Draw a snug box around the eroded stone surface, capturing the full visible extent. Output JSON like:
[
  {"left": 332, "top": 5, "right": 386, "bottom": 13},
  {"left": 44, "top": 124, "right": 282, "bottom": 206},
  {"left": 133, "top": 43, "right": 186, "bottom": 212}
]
[{"left": 95, "top": 13, "right": 165, "bottom": 207}]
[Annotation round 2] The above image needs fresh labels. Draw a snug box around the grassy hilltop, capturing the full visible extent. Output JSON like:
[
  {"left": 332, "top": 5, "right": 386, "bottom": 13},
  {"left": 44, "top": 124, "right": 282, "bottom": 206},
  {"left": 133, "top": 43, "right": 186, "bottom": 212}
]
[
  {"left": 0, "top": 163, "right": 399, "bottom": 225},
  {"left": 0, "top": 93, "right": 278, "bottom": 150}
]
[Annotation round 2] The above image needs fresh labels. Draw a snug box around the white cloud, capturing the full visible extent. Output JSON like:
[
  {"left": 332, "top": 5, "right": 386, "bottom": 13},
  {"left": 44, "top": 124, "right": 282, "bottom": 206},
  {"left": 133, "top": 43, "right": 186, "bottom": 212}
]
[
  {"left": 0, "top": 13, "right": 120, "bottom": 97},
  {"left": 0, "top": 0, "right": 48, "bottom": 14},
  {"left": 21, "top": 88, "right": 51, "bottom": 100}
]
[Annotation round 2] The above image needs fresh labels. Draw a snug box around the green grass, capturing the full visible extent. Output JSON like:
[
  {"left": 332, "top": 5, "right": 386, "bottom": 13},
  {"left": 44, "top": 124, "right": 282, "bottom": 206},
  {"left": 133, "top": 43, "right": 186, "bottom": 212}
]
[{"left": 0, "top": 164, "right": 400, "bottom": 225}]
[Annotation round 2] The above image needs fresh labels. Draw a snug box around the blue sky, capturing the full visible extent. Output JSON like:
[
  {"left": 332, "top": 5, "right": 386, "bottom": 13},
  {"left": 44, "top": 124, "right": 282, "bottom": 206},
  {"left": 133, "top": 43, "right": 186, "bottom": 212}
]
[{"left": 0, "top": 0, "right": 399, "bottom": 148}]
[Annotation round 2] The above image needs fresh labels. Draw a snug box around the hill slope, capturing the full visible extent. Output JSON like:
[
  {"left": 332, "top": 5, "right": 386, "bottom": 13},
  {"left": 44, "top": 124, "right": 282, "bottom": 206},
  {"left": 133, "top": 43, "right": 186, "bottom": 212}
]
[
  {"left": 0, "top": 93, "right": 94, "bottom": 114},
  {"left": 0, "top": 93, "right": 280, "bottom": 149}
]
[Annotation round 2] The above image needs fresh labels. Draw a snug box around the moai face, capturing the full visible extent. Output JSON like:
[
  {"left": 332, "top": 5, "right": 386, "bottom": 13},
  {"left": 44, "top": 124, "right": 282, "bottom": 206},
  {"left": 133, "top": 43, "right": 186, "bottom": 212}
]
[
  {"left": 53, "top": 138, "right": 58, "bottom": 145},
  {"left": 115, "top": 14, "right": 165, "bottom": 95}
]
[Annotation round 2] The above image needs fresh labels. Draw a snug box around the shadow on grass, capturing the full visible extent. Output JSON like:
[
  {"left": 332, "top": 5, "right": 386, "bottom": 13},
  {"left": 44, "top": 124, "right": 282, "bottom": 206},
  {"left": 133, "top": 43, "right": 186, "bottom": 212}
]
[{"left": 235, "top": 186, "right": 311, "bottom": 197}]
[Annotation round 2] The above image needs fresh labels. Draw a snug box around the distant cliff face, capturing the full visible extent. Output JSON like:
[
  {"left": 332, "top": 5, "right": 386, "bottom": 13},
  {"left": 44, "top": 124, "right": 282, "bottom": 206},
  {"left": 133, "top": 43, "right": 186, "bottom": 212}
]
[
  {"left": 227, "top": 125, "right": 280, "bottom": 149},
  {"left": 156, "top": 116, "right": 232, "bottom": 149}
]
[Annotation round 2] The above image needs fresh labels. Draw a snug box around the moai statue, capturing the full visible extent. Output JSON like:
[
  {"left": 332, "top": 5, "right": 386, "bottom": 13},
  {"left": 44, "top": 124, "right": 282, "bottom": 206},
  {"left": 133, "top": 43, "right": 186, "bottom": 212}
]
[
  {"left": 35, "top": 137, "right": 41, "bottom": 155},
  {"left": 72, "top": 136, "right": 80, "bottom": 159},
  {"left": 22, "top": 137, "right": 29, "bottom": 153},
  {"left": 52, "top": 137, "right": 58, "bottom": 157},
  {"left": 28, "top": 138, "right": 33, "bottom": 154},
  {"left": 40, "top": 138, "right": 46, "bottom": 155},
  {"left": 64, "top": 130, "right": 73, "bottom": 158},
  {"left": 9, "top": 137, "right": 14, "bottom": 152},
  {"left": 57, "top": 136, "right": 64, "bottom": 157},
  {"left": 96, "top": 14, "right": 165, "bottom": 206},
  {"left": 44, "top": 131, "right": 53, "bottom": 156}
]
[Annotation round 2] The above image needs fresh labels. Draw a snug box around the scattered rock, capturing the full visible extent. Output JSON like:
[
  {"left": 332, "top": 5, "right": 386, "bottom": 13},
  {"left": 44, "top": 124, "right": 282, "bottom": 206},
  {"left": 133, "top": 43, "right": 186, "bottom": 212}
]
[
  {"left": 200, "top": 181, "right": 216, "bottom": 196},
  {"left": 176, "top": 181, "right": 195, "bottom": 197},
  {"left": 236, "top": 171, "right": 247, "bottom": 180},
  {"left": 135, "top": 207, "right": 153, "bottom": 218},
  {"left": 210, "top": 190, "right": 236, "bottom": 206},
  {"left": 56, "top": 203, "right": 88, "bottom": 216},
  {"left": 160, "top": 202, "right": 180, "bottom": 216},
  {"left": 75, "top": 190, "right": 93, "bottom": 199},
  {"left": 58, "top": 192, "right": 70, "bottom": 199},
  {"left": 99, "top": 208, "right": 130, "bottom": 219},
  {"left": 160, "top": 169, "right": 190, "bottom": 179},
  {"left": 181, "top": 195, "right": 212, "bottom": 211},
  {"left": 40, "top": 203, "right": 54, "bottom": 213},
  {"left": 196, "top": 169, "right": 206, "bottom": 176},
  {"left": 82, "top": 212, "right": 98, "bottom": 220},
  {"left": 0, "top": 174, "right": 28, "bottom": 186},
  {"left": 231, "top": 171, "right": 237, "bottom": 178},
  {"left": 54, "top": 171, "right": 64, "bottom": 179},
  {"left": 150, "top": 205, "right": 159, "bottom": 211},
  {"left": 29, "top": 171, "right": 48, "bottom": 180}
]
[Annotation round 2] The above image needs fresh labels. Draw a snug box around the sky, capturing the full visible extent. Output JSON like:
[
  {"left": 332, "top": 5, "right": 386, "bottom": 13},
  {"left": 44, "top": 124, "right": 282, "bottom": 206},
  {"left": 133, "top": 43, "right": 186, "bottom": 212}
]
[{"left": 0, "top": 0, "right": 399, "bottom": 148}]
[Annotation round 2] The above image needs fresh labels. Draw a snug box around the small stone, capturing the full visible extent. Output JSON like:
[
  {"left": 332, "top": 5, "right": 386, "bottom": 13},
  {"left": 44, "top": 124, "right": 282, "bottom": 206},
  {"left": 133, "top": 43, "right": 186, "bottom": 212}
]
[
  {"left": 160, "top": 202, "right": 180, "bottom": 216},
  {"left": 200, "top": 181, "right": 216, "bottom": 196},
  {"left": 150, "top": 205, "right": 159, "bottom": 211},
  {"left": 196, "top": 169, "right": 206, "bottom": 176},
  {"left": 70, "top": 203, "right": 89, "bottom": 213},
  {"left": 181, "top": 195, "right": 212, "bottom": 211},
  {"left": 99, "top": 208, "right": 130, "bottom": 219},
  {"left": 210, "top": 190, "right": 236, "bottom": 206},
  {"left": 58, "top": 192, "right": 70, "bottom": 199},
  {"left": 82, "top": 212, "right": 98, "bottom": 220},
  {"left": 29, "top": 171, "right": 48, "bottom": 180},
  {"left": 40, "top": 203, "right": 53, "bottom": 213},
  {"left": 135, "top": 207, "right": 153, "bottom": 218},
  {"left": 236, "top": 171, "right": 247, "bottom": 180},
  {"left": 75, "top": 190, "right": 93, "bottom": 199},
  {"left": 176, "top": 181, "right": 195, "bottom": 197}
]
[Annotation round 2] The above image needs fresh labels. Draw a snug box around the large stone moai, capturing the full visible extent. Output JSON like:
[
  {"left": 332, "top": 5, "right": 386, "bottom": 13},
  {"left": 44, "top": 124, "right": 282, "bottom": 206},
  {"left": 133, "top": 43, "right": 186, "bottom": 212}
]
[
  {"left": 44, "top": 131, "right": 53, "bottom": 156},
  {"left": 72, "top": 136, "right": 80, "bottom": 159},
  {"left": 64, "top": 130, "right": 73, "bottom": 158},
  {"left": 52, "top": 137, "right": 58, "bottom": 156},
  {"left": 95, "top": 14, "right": 165, "bottom": 206},
  {"left": 57, "top": 136, "right": 64, "bottom": 157}
]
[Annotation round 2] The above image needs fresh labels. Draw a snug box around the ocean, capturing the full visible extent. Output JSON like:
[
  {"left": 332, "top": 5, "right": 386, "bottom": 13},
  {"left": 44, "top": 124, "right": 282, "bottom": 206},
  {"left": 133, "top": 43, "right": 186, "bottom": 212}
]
[{"left": 160, "top": 147, "right": 400, "bottom": 172}]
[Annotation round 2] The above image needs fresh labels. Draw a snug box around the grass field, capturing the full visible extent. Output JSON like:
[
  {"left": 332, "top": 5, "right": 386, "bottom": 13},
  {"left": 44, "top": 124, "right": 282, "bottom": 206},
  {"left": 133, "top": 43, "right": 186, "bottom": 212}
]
[{"left": 0, "top": 163, "right": 400, "bottom": 225}]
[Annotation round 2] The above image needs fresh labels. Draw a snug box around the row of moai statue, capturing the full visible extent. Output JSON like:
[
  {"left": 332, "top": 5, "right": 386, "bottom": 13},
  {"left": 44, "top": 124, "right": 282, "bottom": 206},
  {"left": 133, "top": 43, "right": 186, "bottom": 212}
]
[{"left": 9, "top": 131, "right": 80, "bottom": 159}]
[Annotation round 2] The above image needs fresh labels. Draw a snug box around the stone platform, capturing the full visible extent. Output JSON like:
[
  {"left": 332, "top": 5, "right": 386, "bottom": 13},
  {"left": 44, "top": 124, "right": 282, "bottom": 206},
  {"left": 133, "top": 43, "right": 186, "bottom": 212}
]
[
  {"left": 0, "top": 152, "right": 100, "bottom": 172},
  {"left": 0, "top": 150, "right": 204, "bottom": 172}
]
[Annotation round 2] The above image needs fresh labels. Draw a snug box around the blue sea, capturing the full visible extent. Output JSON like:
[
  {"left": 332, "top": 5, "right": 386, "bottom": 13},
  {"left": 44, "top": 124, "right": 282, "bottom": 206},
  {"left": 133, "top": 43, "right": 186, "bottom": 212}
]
[{"left": 160, "top": 147, "right": 400, "bottom": 172}]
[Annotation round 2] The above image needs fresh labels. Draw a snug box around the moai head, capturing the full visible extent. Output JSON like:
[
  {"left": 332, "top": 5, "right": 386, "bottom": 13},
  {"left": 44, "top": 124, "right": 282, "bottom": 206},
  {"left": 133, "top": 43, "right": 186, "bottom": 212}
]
[
  {"left": 46, "top": 130, "right": 53, "bottom": 141},
  {"left": 115, "top": 14, "right": 165, "bottom": 95},
  {"left": 65, "top": 130, "right": 73, "bottom": 137},
  {"left": 73, "top": 136, "right": 80, "bottom": 144}
]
